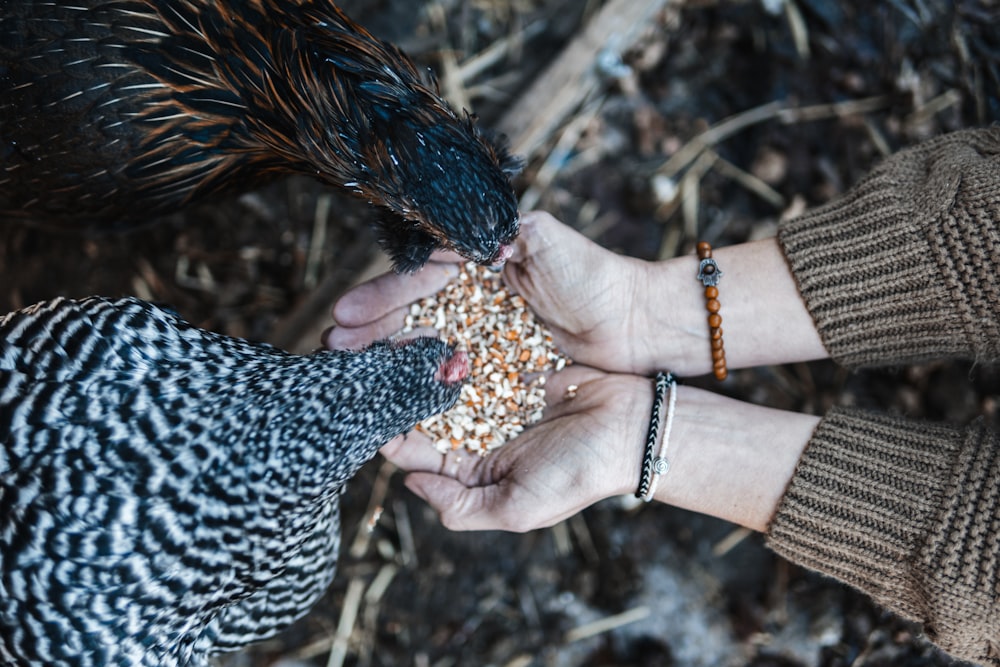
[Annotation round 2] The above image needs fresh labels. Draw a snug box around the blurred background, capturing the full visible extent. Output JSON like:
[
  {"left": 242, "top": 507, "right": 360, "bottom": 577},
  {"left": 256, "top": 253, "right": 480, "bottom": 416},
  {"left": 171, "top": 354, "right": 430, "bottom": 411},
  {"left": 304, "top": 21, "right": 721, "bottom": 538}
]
[{"left": 3, "top": 1, "right": 996, "bottom": 665}]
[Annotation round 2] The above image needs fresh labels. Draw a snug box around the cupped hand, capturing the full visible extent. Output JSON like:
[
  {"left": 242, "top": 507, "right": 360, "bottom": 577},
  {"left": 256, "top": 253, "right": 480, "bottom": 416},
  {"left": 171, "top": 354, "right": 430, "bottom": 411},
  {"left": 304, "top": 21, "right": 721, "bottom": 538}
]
[
  {"left": 327, "top": 211, "right": 661, "bottom": 374},
  {"left": 324, "top": 251, "right": 462, "bottom": 349},
  {"left": 380, "top": 365, "right": 652, "bottom": 532},
  {"left": 501, "top": 211, "right": 660, "bottom": 374}
]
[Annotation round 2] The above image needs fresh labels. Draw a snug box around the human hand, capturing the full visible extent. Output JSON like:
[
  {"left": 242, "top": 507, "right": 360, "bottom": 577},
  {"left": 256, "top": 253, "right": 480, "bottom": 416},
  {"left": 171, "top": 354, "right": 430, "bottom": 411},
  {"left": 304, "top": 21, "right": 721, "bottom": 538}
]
[
  {"left": 327, "top": 211, "right": 663, "bottom": 374},
  {"left": 499, "top": 211, "right": 665, "bottom": 374},
  {"left": 324, "top": 250, "right": 462, "bottom": 349},
  {"left": 380, "top": 365, "right": 652, "bottom": 532},
  {"left": 382, "top": 364, "right": 818, "bottom": 533}
]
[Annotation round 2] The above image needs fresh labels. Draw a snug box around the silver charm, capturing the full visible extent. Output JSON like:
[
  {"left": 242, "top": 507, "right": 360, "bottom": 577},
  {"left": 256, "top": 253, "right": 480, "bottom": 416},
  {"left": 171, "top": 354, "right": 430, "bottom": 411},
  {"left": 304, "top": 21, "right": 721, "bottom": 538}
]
[{"left": 697, "top": 258, "right": 722, "bottom": 287}]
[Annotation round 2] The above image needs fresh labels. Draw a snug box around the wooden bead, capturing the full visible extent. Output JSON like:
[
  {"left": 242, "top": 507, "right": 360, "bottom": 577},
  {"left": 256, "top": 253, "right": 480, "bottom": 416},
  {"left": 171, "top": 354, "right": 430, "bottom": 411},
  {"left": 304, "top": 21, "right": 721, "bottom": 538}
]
[{"left": 697, "top": 240, "right": 727, "bottom": 381}]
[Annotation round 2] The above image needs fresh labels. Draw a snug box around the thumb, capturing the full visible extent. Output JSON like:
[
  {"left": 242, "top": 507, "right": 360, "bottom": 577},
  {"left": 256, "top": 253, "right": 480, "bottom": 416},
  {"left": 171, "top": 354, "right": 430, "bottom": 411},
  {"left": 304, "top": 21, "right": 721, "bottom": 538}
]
[{"left": 507, "top": 210, "right": 554, "bottom": 264}]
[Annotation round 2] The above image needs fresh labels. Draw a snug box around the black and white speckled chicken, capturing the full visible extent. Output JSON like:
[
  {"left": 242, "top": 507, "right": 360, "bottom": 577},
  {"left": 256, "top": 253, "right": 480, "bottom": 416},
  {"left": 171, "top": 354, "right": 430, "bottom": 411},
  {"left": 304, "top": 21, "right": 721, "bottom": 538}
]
[
  {"left": 0, "top": 0, "right": 521, "bottom": 272},
  {"left": 0, "top": 296, "right": 468, "bottom": 666}
]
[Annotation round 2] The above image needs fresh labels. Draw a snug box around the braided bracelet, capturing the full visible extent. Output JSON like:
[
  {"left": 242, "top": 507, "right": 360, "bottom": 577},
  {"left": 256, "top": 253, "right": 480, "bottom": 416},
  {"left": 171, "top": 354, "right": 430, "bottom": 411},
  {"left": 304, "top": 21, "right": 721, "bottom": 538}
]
[
  {"left": 635, "top": 372, "right": 678, "bottom": 501},
  {"left": 696, "top": 242, "right": 727, "bottom": 381}
]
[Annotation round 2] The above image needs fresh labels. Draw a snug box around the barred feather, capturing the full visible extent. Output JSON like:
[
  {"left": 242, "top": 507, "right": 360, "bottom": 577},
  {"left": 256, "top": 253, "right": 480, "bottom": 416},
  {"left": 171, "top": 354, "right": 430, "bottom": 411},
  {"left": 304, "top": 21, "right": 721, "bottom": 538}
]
[{"left": 0, "top": 296, "right": 465, "bottom": 666}]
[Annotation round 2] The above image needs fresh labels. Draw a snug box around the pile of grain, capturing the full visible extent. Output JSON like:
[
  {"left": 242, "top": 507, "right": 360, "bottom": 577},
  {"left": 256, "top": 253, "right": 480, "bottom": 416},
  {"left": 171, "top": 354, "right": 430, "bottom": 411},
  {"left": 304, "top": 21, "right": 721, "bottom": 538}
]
[{"left": 402, "top": 262, "right": 569, "bottom": 454}]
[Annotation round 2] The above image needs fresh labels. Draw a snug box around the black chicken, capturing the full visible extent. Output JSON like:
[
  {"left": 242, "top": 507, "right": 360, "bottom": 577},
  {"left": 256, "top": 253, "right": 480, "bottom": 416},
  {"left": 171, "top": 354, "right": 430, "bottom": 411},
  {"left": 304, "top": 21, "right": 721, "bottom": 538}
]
[
  {"left": 0, "top": 0, "right": 522, "bottom": 272},
  {"left": 0, "top": 296, "right": 468, "bottom": 666}
]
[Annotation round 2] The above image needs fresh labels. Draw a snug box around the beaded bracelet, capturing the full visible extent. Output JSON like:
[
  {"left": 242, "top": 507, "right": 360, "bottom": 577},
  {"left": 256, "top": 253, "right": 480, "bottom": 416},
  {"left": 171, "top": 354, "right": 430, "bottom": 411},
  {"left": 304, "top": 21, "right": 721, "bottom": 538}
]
[
  {"left": 635, "top": 372, "right": 678, "bottom": 501},
  {"left": 696, "top": 242, "right": 727, "bottom": 381}
]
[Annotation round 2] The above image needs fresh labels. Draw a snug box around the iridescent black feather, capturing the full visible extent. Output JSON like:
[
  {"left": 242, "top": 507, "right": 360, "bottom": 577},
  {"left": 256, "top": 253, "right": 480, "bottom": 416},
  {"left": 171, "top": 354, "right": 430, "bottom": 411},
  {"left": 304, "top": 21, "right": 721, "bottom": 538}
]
[
  {"left": 0, "top": 296, "right": 465, "bottom": 666},
  {"left": 0, "top": 1, "right": 522, "bottom": 271}
]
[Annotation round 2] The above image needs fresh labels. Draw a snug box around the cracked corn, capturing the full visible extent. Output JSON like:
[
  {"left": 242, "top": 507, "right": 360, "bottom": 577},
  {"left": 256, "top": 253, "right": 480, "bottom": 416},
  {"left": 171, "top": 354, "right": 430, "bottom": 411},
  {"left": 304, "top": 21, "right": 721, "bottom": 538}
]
[{"left": 402, "top": 262, "right": 569, "bottom": 454}]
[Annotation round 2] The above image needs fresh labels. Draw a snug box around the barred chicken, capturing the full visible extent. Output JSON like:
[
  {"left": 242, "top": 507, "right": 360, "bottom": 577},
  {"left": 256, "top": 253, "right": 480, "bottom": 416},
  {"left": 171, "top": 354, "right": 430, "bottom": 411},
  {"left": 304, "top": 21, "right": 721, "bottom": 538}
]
[
  {"left": 0, "top": 0, "right": 521, "bottom": 272},
  {"left": 0, "top": 296, "right": 468, "bottom": 666}
]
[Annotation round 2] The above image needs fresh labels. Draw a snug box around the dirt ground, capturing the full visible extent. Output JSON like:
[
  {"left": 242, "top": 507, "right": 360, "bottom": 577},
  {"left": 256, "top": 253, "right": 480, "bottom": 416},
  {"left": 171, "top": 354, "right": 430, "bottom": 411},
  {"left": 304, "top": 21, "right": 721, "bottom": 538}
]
[{"left": 2, "top": 0, "right": 998, "bottom": 665}]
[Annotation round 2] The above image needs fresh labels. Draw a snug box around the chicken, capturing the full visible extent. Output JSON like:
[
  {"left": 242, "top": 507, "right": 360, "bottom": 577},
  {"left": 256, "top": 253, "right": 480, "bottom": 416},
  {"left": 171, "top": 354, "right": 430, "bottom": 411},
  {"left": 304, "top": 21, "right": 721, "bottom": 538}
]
[
  {"left": 0, "top": 296, "right": 468, "bottom": 666},
  {"left": 0, "top": 1, "right": 522, "bottom": 272}
]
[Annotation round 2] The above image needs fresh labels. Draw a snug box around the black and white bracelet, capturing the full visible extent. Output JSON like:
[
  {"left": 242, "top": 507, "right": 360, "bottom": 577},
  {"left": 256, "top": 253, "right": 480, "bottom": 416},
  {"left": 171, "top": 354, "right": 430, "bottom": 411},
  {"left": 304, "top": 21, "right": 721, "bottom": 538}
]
[{"left": 635, "top": 372, "right": 678, "bottom": 502}]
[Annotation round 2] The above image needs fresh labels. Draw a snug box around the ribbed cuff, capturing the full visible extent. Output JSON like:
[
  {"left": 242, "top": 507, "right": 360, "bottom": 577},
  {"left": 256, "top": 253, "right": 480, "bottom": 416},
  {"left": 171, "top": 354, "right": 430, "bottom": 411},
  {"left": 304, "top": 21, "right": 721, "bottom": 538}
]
[
  {"left": 777, "top": 165, "right": 965, "bottom": 368},
  {"left": 768, "top": 407, "right": 1000, "bottom": 664},
  {"left": 778, "top": 128, "right": 1000, "bottom": 369},
  {"left": 766, "top": 407, "right": 964, "bottom": 621}
]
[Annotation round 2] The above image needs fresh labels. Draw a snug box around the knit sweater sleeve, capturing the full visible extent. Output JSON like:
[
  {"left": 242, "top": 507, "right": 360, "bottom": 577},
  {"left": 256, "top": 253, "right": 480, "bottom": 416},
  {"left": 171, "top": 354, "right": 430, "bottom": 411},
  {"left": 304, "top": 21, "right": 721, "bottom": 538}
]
[
  {"left": 768, "top": 129, "right": 1000, "bottom": 664},
  {"left": 778, "top": 127, "right": 1000, "bottom": 368},
  {"left": 767, "top": 408, "right": 1000, "bottom": 664}
]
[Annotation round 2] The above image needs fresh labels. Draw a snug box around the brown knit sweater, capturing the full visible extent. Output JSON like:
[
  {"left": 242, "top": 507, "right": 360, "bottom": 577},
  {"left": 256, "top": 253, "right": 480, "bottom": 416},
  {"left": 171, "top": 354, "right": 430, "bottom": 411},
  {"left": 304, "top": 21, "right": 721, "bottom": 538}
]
[{"left": 772, "top": 128, "right": 1000, "bottom": 665}]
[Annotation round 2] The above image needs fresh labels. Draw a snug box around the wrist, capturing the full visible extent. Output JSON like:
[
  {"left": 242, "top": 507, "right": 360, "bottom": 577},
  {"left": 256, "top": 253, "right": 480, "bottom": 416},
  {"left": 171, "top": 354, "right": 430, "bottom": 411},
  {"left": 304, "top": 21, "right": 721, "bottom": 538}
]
[
  {"left": 634, "top": 256, "right": 713, "bottom": 376},
  {"left": 636, "top": 238, "right": 829, "bottom": 376},
  {"left": 649, "top": 386, "right": 819, "bottom": 531}
]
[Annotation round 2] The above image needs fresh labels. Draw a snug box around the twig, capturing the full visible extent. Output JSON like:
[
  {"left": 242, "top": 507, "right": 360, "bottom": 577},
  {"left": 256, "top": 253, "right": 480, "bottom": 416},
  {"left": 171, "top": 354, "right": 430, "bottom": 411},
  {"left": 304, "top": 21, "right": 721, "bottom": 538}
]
[
  {"left": 710, "top": 150, "right": 786, "bottom": 209},
  {"left": 903, "top": 88, "right": 962, "bottom": 130},
  {"left": 356, "top": 563, "right": 400, "bottom": 667},
  {"left": 712, "top": 526, "right": 752, "bottom": 557},
  {"left": 325, "top": 577, "right": 366, "bottom": 667},
  {"left": 568, "top": 513, "right": 600, "bottom": 565},
  {"left": 304, "top": 194, "right": 332, "bottom": 290},
  {"left": 775, "top": 95, "right": 892, "bottom": 123},
  {"left": 502, "top": 656, "right": 534, "bottom": 667},
  {"left": 659, "top": 95, "right": 892, "bottom": 180},
  {"left": 783, "top": 0, "right": 810, "bottom": 59},
  {"left": 349, "top": 461, "right": 396, "bottom": 559},
  {"left": 551, "top": 520, "right": 572, "bottom": 556},
  {"left": 393, "top": 498, "right": 418, "bottom": 568},
  {"left": 518, "top": 97, "right": 605, "bottom": 211},
  {"left": 496, "top": 0, "right": 674, "bottom": 159},
  {"left": 457, "top": 20, "right": 547, "bottom": 84},
  {"left": 681, "top": 149, "right": 718, "bottom": 240},
  {"left": 564, "top": 606, "right": 651, "bottom": 643},
  {"left": 658, "top": 100, "right": 785, "bottom": 179}
]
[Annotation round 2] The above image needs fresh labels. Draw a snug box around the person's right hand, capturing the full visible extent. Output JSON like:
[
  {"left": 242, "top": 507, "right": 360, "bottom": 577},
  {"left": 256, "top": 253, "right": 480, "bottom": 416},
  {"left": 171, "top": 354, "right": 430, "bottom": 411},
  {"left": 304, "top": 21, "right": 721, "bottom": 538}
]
[{"left": 500, "top": 211, "right": 666, "bottom": 375}]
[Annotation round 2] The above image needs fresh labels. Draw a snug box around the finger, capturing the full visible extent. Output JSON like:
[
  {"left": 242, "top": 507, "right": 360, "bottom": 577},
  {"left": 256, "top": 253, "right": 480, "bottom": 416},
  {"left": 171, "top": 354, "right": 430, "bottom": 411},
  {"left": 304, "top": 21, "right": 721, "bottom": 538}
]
[
  {"left": 506, "top": 210, "right": 548, "bottom": 264},
  {"left": 403, "top": 473, "right": 517, "bottom": 532},
  {"left": 324, "top": 306, "right": 410, "bottom": 349},
  {"left": 428, "top": 248, "right": 466, "bottom": 263},
  {"left": 406, "top": 471, "right": 576, "bottom": 533},
  {"left": 382, "top": 430, "right": 489, "bottom": 482},
  {"left": 380, "top": 431, "right": 451, "bottom": 473},
  {"left": 332, "top": 262, "right": 458, "bottom": 327}
]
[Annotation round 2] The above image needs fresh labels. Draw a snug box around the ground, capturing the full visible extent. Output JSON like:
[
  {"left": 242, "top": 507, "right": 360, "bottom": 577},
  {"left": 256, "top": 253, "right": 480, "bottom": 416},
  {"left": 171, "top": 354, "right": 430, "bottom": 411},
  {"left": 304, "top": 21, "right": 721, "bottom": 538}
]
[{"left": 2, "top": 1, "right": 997, "bottom": 665}]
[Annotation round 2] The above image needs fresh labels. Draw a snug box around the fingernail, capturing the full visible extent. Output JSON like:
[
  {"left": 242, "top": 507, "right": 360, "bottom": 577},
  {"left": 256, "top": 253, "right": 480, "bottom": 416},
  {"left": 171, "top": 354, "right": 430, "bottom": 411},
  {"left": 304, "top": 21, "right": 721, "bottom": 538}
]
[
  {"left": 321, "top": 325, "right": 336, "bottom": 349},
  {"left": 324, "top": 326, "right": 361, "bottom": 350}
]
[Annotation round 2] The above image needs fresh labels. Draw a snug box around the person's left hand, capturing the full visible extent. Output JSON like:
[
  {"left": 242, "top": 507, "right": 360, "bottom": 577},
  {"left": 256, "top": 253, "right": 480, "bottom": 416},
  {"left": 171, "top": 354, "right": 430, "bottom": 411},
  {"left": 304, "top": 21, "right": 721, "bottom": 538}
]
[{"left": 381, "top": 365, "right": 651, "bottom": 532}]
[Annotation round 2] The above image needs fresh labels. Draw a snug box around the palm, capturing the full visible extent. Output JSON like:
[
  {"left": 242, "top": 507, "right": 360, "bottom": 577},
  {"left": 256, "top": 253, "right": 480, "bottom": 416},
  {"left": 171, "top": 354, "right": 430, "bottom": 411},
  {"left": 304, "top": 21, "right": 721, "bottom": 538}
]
[{"left": 381, "top": 368, "right": 650, "bottom": 532}]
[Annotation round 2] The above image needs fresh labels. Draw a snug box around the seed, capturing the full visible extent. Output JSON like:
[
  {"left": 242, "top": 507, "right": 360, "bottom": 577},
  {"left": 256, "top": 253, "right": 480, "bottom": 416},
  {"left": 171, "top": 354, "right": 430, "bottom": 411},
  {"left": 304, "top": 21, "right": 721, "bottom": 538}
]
[{"left": 403, "top": 262, "right": 571, "bottom": 454}]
